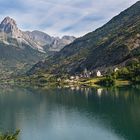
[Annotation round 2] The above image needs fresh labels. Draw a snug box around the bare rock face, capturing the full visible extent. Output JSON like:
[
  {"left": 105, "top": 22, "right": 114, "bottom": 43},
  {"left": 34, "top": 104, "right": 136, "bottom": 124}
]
[
  {"left": 0, "top": 16, "right": 22, "bottom": 38},
  {"left": 25, "top": 30, "right": 54, "bottom": 46},
  {"left": 0, "top": 17, "right": 76, "bottom": 53},
  {"left": 0, "top": 17, "right": 76, "bottom": 78},
  {"left": 25, "top": 31, "right": 76, "bottom": 52},
  {"left": 0, "top": 17, "right": 45, "bottom": 52},
  {"left": 49, "top": 36, "right": 76, "bottom": 52}
]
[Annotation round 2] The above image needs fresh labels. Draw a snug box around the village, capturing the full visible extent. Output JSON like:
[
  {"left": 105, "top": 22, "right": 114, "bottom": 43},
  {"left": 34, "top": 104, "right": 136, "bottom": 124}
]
[{"left": 57, "top": 67, "right": 119, "bottom": 85}]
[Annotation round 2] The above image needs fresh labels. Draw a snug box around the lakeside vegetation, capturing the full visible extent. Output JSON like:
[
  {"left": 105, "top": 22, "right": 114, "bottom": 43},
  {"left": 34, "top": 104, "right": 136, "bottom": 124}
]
[
  {"left": 82, "top": 60, "right": 140, "bottom": 87},
  {"left": 1, "top": 52, "right": 139, "bottom": 89},
  {"left": 0, "top": 130, "right": 19, "bottom": 140},
  {"left": 0, "top": 2, "right": 140, "bottom": 90},
  {"left": 2, "top": 61, "right": 140, "bottom": 88}
]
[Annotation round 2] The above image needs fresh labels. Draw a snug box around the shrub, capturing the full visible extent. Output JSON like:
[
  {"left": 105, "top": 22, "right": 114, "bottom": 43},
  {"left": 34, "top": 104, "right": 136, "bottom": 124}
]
[
  {"left": 95, "top": 76, "right": 115, "bottom": 87},
  {"left": 0, "top": 130, "right": 20, "bottom": 140}
]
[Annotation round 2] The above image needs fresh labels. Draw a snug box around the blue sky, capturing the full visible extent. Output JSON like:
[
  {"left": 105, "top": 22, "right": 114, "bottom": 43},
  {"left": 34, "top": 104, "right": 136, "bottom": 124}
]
[{"left": 0, "top": 0, "right": 138, "bottom": 37}]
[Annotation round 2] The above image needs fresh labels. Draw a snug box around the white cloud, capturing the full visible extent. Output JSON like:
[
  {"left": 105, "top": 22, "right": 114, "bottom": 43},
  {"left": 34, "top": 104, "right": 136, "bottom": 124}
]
[{"left": 0, "top": 0, "right": 138, "bottom": 37}]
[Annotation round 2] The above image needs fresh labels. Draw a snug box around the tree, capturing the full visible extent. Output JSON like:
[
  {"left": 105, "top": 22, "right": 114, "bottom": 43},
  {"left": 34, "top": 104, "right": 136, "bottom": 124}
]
[{"left": 0, "top": 130, "right": 20, "bottom": 140}]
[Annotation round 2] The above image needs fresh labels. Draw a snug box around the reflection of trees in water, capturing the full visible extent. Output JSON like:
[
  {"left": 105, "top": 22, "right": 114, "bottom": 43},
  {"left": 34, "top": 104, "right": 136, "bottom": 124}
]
[
  {"left": 0, "top": 86, "right": 44, "bottom": 132},
  {"left": 0, "top": 84, "right": 15, "bottom": 93},
  {"left": 0, "top": 85, "right": 140, "bottom": 139},
  {"left": 36, "top": 85, "right": 140, "bottom": 140}
]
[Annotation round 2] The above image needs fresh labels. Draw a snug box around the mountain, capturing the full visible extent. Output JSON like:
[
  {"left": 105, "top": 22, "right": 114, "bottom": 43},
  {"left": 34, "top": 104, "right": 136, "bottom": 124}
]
[
  {"left": 25, "top": 30, "right": 76, "bottom": 52},
  {"left": 48, "top": 36, "right": 76, "bottom": 52},
  {"left": 0, "top": 17, "right": 75, "bottom": 79},
  {"left": 0, "top": 17, "right": 45, "bottom": 53},
  {"left": 0, "top": 16, "right": 22, "bottom": 38},
  {"left": 0, "top": 17, "right": 76, "bottom": 53},
  {"left": 28, "top": 1, "right": 140, "bottom": 75},
  {"left": 25, "top": 30, "right": 54, "bottom": 47}
]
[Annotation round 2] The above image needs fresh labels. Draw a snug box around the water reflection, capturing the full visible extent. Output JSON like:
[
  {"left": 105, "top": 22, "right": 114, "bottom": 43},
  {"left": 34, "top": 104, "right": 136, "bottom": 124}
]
[
  {"left": 97, "top": 88, "right": 103, "bottom": 97},
  {"left": 0, "top": 85, "right": 140, "bottom": 140}
]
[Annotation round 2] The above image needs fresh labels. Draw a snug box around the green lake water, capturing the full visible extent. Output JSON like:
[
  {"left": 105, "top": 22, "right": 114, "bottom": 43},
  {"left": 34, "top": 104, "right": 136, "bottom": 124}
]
[{"left": 0, "top": 85, "right": 140, "bottom": 140}]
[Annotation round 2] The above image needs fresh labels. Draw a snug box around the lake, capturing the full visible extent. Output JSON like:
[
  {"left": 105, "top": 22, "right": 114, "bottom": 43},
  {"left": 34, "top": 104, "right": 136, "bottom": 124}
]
[{"left": 0, "top": 85, "right": 140, "bottom": 140}]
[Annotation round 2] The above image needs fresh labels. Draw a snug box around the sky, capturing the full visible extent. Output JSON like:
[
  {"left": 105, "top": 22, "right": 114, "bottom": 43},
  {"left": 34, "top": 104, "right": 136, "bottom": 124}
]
[{"left": 0, "top": 0, "right": 138, "bottom": 37}]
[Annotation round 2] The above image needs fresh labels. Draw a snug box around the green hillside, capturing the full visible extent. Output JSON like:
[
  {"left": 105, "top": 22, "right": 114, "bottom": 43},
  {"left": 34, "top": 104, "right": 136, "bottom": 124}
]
[
  {"left": 0, "top": 41, "right": 45, "bottom": 79},
  {"left": 28, "top": 1, "right": 140, "bottom": 76}
]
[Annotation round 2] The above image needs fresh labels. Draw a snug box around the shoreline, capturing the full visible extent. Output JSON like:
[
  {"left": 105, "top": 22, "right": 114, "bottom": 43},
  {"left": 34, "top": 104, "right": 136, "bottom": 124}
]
[{"left": 0, "top": 76, "right": 133, "bottom": 89}]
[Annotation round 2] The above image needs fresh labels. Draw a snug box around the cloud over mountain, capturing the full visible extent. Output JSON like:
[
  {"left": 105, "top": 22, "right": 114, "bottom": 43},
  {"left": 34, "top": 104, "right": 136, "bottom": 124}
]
[{"left": 0, "top": 0, "right": 138, "bottom": 37}]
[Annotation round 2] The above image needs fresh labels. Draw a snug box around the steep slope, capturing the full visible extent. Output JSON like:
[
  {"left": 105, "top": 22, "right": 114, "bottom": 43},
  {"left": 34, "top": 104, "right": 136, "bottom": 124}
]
[
  {"left": 0, "top": 16, "right": 22, "bottom": 38},
  {"left": 0, "top": 17, "right": 75, "bottom": 79},
  {"left": 0, "top": 40, "right": 45, "bottom": 79},
  {"left": 0, "top": 17, "right": 76, "bottom": 53},
  {"left": 0, "top": 17, "right": 46, "bottom": 79},
  {"left": 0, "top": 17, "right": 45, "bottom": 52},
  {"left": 25, "top": 30, "right": 76, "bottom": 52},
  {"left": 28, "top": 1, "right": 140, "bottom": 75},
  {"left": 48, "top": 36, "right": 76, "bottom": 52}
]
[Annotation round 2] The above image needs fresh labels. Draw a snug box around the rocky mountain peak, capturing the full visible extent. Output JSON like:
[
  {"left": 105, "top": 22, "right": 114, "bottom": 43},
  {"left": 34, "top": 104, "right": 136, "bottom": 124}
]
[
  {"left": 62, "top": 35, "right": 76, "bottom": 40},
  {"left": 0, "top": 16, "right": 76, "bottom": 53},
  {"left": 1, "top": 16, "right": 16, "bottom": 25},
  {"left": 0, "top": 16, "right": 22, "bottom": 38}
]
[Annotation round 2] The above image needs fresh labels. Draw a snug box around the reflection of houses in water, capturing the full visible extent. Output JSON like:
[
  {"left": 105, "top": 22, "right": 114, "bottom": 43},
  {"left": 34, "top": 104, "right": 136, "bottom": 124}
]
[
  {"left": 97, "top": 88, "right": 103, "bottom": 97},
  {"left": 84, "top": 88, "right": 91, "bottom": 98},
  {"left": 70, "top": 86, "right": 75, "bottom": 91},
  {"left": 75, "top": 86, "right": 80, "bottom": 91}
]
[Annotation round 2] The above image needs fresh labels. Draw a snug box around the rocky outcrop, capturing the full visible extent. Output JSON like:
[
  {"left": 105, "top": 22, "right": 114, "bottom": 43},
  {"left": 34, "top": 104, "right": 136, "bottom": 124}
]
[
  {"left": 0, "top": 16, "right": 22, "bottom": 38},
  {"left": 0, "top": 17, "right": 76, "bottom": 53},
  {"left": 49, "top": 36, "right": 76, "bottom": 52}
]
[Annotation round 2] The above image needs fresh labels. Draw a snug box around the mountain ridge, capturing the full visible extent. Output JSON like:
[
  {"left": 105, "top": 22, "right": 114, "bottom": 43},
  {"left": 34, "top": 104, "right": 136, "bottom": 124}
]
[
  {"left": 28, "top": 1, "right": 140, "bottom": 75},
  {"left": 0, "top": 16, "right": 75, "bottom": 78},
  {"left": 0, "top": 16, "right": 76, "bottom": 53}
]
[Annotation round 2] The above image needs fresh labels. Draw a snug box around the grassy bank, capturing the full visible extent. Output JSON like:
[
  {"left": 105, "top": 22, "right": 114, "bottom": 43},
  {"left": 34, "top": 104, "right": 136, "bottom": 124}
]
[
  {"left": 80, "top": 77, "right": 131, "bottom": 87},
  {"left": 0, "top": 130, "right": 19, "bottom": 140},
  {"left": 2, "top": 61, "right": 140, "bottom": 88}
]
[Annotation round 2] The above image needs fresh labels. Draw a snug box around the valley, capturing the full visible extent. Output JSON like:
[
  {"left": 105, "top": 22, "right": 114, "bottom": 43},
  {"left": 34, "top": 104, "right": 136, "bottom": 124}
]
[
  {"left": 0, "top": 1, "right": 140, "bottom": 140},
  {"left": 0, "top": 17, "right": 75, "bottom": 79}
]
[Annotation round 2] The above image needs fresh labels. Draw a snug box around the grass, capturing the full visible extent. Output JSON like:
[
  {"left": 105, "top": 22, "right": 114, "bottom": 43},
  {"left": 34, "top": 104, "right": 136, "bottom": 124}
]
[
  {"left": 115, "top": 79, "right": 130, "bottom": 86},
  {"left": 5, "top": 72, "right": 132, "bottom": 88},
  {"left": 80, "top": 77, "right": 104, "bottom": 87},
  {"left": 80, "top": 77, "right": 131, "bottom": 87}
]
